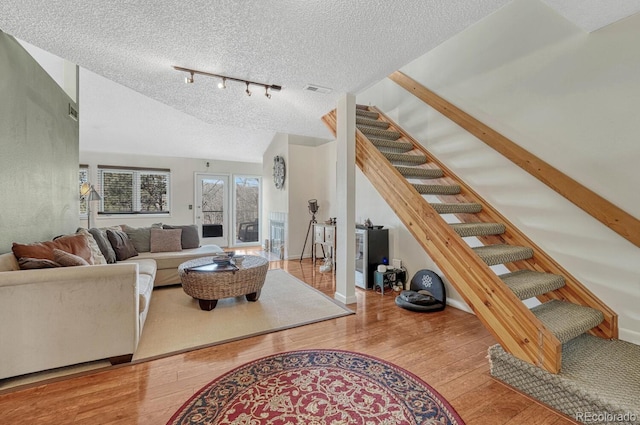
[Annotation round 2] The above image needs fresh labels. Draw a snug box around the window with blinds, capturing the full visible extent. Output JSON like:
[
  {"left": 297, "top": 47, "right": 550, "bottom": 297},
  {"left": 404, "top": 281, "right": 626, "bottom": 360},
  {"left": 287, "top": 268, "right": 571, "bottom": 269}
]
[{"left": 97, "top": 166, "right": 171, "bottom": 214}]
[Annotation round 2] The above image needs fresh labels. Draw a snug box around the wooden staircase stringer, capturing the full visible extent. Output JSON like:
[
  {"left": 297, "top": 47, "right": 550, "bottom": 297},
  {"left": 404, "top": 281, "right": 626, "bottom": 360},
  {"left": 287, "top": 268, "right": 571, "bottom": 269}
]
[
  {"left": 322, "top": 110, "right": 563, "bottom": 374},
  {"left": 370, "top": 107, "right": 618, "bottom": 341}
]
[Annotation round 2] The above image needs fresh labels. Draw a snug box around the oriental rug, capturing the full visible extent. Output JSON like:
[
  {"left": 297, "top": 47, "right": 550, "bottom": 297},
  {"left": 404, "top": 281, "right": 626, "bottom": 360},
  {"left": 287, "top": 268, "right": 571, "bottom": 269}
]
[{"left": 167, "top": 349, "right": 465, "bottom": 425}]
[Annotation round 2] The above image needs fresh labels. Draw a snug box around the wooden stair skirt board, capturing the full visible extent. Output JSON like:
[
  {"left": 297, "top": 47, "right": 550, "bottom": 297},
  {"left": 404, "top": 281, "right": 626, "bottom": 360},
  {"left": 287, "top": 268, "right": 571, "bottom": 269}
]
[
  {"left": 489, "top": 334, "right": 640, "bottom": 422},
  {"left": 321, "top": 105, "right": 617, "bottom": 375}
]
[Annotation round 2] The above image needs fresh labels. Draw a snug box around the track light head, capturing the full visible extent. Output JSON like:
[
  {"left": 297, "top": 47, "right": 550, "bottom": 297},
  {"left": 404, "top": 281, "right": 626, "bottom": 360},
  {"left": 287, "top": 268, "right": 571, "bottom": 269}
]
[{"left": 173, "top": 65, "right": 281, "bottom": 98}]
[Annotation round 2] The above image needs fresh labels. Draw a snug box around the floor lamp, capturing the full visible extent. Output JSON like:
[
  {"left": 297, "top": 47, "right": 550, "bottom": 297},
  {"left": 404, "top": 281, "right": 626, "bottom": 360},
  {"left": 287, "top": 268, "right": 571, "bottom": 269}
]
[{"left": 80, "top": 182, "right": 102, "bottom": 229}]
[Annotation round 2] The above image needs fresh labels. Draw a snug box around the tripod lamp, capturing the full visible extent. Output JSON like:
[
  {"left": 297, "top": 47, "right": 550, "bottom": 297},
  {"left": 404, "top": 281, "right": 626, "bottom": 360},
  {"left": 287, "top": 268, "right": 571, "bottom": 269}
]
[{"left": 300, "top": 199, "right": 320, "bottom": 262}]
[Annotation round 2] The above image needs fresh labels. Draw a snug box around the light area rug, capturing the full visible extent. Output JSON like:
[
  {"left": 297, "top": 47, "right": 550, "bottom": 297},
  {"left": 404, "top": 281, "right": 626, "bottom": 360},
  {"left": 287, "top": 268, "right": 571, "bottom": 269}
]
[
  {"left": 133, "top": 268, "right": 353, "bottom": 361},
  {"left": 0, "top": 269, "right": 352, "bottom": 391}
]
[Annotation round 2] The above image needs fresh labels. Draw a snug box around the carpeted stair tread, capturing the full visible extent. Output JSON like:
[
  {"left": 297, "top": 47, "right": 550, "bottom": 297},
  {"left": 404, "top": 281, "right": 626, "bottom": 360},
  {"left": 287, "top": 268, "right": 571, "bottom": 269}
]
[
  {"left": 356, "top": 117, "right": 389, "bottom": 129},
  {"left": 396, "top": 166, "right": 443, "bottom": 178},
  {"left": 383, "top": 152, "right": 427, "bottom": 165},
  {"left": 530, "top": 300, "right": 604, "bottom": 344},
  {"left": 356, "top": 109, "right": 379, "bottom": 119},
  {"left": 498, "top": 269, "right": 565, "bottom": 300},
  {"left": 472, "top": 244, "right": 534, "bottom": 265},
  {"left": 430, "top": 203, "right": 483, "bottom": 214},
  {"left": 450, "top": 222, "right": 506, "bottom": 237},
  {"left": 358, "top": 126, "right": 401, "bottom": 140},
  {"left": 489, "top": 334, "right": 640, "bottom": 421},
  {"left": 370, "top": 138, "right": 413, "bottom": 152},
  {"left": 413, "top": 183, "right": 461, "bottom": 195}
]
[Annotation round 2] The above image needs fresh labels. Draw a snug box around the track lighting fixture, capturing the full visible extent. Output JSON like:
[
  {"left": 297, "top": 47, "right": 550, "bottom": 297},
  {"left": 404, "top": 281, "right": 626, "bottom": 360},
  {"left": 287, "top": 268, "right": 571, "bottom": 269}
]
[{"left": 173, "top": 65, "right": 281, "bottom": 99}]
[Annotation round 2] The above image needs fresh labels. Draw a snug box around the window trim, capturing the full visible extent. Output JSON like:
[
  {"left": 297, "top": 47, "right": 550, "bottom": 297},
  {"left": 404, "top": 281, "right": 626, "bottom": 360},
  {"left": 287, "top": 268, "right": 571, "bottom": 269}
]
[{"left": 97, "top": 165, "right": 171, "bottom": 216}]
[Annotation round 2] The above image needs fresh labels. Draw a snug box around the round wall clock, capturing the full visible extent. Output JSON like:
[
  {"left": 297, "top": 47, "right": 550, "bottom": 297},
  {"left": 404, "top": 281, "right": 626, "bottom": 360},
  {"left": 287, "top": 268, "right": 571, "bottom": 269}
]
[{"left": 273, "top": 155, "right": 286, "bottom": 189}]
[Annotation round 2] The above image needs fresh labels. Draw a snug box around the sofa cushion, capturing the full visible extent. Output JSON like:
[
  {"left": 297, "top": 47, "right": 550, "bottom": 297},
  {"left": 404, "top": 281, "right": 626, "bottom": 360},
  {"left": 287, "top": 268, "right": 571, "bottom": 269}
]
[
  {"left": 121, "top": 224, "right": 163, "bottom": 253},
  {"left": 163, "top": 224, "right": 200, "bottom": 249},
  {"left": 138, "top": 273, "right": 154, "bottom": 314},
  {"left": 150, "top": 228, "right": 182, "bottom": 253},
  {"left": 0, "top": 253, "right": 20, "bottom": 272},
  {"left": 12, "top": 234, "right": 93, "bottom": 267},
  {"left": 53, "top": 248, "right": 90, "bottom": 267},
  {"left": 18, "top": 257, "right": 61, "bottom": 269},
  {"left": 76, "top": 228, "right": 106, "bottom": 265},
  {"left": 128, "top": 258, "right": 157, "bottom": 279},
  {"left": 131, "top": 245, "right": 224, "bottom": 270},
  {"left": 106, "top": 229, "right": 138, "bottom": 261}
]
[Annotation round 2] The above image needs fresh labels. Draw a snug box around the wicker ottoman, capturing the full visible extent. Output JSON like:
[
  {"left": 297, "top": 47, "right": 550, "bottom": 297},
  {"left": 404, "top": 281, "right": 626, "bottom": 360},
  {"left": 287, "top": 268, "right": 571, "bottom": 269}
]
[{"left": 178, "top": 255, "right": 269, "bottom": 311}]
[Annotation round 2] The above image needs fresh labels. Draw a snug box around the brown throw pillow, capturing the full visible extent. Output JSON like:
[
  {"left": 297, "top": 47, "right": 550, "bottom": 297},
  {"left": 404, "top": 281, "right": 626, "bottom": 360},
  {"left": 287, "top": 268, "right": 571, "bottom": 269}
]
[
  {"left": 150, "top": 228, "right": 183, "bottom": 253},
  {"left": 53, "top": 248, "right": 90, "bottom": 267},
  {"left": 12, "top": 234, "right": 93, "bottom": 265},
  {"left": 163, "top": 224, "right": 200, "bottom": 249},
  {"left": 18, "top": 257, "right": 61, "bottom": 270},
  {"left": 106, "top": 229, "right": 138, "bottom": 261}
]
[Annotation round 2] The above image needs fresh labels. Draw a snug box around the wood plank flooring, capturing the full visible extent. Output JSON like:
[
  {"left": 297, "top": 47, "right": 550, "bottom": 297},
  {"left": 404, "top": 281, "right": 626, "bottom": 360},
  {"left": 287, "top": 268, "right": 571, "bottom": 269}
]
[{"left": 0, "top": 254, "right": 578, "bottom": 424}]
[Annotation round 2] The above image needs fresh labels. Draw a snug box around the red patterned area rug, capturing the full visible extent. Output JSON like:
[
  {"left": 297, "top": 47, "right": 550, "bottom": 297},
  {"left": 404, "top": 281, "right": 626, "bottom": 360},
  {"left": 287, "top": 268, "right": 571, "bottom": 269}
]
[{"left": 167, "top": 349, "right": 465, "bottom": 425}]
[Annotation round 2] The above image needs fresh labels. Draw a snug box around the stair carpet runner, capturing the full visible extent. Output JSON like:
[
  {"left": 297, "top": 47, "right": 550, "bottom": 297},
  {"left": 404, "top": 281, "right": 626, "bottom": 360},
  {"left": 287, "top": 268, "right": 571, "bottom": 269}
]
[
  {"left": 355, "top": 106, "right": 640, "bottom": 423},
  {"left": 354, "top": 106, "right": 604, "bottom": 347}
]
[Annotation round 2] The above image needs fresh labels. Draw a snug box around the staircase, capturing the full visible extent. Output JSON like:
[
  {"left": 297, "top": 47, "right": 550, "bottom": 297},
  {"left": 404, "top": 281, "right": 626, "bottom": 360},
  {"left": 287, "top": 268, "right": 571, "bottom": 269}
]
[{"left": 322, "top": 105, "right": 617, "bottom": 375}]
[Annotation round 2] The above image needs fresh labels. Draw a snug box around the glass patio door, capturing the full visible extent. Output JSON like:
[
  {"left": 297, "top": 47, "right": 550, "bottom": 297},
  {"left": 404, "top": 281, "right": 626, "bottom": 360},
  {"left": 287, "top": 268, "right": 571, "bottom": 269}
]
[
  {"left": 233, "top": 176, "right": 261, "bottom": 245},
  {"left": 195, "top": 173, "right": 229, "bottom": 247}
]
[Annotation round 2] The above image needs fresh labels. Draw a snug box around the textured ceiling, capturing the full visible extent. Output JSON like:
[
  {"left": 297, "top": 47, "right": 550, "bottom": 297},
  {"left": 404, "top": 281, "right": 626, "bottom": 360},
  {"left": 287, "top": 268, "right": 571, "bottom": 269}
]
[{"left": 1, "top": 0, "right": 638, "bottom": 162}]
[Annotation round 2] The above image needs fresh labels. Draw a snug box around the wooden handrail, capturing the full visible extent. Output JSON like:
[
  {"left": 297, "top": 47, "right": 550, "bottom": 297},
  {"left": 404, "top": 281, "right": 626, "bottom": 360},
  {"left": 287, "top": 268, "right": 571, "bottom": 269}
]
[
  {"left": 322, "top": 110, "right": 563, "bottom": 374},
  {"left": 389, "top": 70, "right": 640, "bottom": 249}
]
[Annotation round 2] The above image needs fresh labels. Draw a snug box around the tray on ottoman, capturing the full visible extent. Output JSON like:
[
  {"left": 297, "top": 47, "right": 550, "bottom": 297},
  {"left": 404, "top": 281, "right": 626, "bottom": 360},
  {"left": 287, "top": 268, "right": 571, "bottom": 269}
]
[{"left": 179, "top": 255, "right": 269, "bottom": 311}]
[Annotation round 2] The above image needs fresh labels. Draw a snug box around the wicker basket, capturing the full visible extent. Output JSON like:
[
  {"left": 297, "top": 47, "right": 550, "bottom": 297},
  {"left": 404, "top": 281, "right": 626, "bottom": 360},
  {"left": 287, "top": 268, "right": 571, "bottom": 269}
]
[{"left": 179, "top": 255, "right": 268, "bottom": 301}]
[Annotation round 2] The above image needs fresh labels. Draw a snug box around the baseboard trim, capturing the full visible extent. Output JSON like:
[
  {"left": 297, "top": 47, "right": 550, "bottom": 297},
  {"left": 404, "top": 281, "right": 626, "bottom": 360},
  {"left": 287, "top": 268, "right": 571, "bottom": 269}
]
[{"left": 619, "top": 327, "right": 640, "bottom": 345}]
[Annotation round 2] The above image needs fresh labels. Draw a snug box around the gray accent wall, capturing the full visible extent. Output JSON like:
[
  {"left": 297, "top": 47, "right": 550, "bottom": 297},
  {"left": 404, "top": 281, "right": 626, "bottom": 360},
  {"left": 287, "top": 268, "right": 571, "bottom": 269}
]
[{"left": 0, "top": 32, "right": 79, "bottom": 253}]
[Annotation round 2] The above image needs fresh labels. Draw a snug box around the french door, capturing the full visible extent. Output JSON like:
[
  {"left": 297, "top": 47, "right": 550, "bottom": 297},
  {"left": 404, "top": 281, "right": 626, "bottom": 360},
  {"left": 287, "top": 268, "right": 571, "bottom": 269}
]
[{"left": 195, "top": 173, "right": 229, "bottom": 247}]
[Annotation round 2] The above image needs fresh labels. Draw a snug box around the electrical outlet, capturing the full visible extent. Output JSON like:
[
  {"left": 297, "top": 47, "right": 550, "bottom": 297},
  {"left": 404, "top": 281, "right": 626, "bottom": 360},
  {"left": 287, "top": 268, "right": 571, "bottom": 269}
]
[
  {"left": 188, "top": 204, "right": 193, "bottom": 210},
  {"left": 392, "top": 259, "right": 402, "bottom": 269}
]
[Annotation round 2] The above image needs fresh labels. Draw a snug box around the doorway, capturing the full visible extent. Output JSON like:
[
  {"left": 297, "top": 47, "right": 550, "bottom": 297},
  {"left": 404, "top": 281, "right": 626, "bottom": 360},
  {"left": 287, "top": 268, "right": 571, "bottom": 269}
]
[{"left": 195, "top": 173, "right": 229, "bottom": 247}]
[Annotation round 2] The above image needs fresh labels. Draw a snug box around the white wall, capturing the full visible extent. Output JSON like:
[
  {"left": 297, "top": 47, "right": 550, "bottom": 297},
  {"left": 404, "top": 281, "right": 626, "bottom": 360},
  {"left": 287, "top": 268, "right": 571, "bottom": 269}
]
[
  {"left": 357, "top": 0, "right": 640, "bottom": 342},
  {"left": 262, "top": 133, "right": 289, "bottom": 252},
  {"left": 80, "top": 151, "right": 261, "bottom": 232}
]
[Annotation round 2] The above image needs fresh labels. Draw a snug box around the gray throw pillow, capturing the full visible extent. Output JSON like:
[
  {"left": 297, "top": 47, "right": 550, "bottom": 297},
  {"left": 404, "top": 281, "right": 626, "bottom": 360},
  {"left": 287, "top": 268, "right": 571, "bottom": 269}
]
[
  {"left": 89, "top": 228, "right": 117, "bottom": 264},
  {"left": 163, "top": 224, "right": 200, "bottom": 249},
  {"left": 121, "top": 223, "right": 163, "bottom": 252},
  {"left": 106, "top": 229, "right": 138, "bottom": 261}
]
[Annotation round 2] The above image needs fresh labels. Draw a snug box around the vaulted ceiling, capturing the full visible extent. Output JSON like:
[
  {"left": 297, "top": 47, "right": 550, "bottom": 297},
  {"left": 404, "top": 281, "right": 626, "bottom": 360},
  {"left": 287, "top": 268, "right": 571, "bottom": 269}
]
[{"left": 1, "top": 1, "right": 638, "bottom": 162}]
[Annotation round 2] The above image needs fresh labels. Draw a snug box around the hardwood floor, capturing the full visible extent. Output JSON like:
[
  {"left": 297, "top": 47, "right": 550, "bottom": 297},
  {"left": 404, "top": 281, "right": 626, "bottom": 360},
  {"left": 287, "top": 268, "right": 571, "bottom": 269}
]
[{"left": 0, "top": 254, "right": 578, "bottom": 424}]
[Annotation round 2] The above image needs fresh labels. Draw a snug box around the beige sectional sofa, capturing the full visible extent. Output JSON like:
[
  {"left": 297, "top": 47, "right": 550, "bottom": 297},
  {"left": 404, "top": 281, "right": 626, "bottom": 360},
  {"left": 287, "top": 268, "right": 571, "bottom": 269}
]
[{"left": 0, "top": 228, "right": 224, "bottom": 380}]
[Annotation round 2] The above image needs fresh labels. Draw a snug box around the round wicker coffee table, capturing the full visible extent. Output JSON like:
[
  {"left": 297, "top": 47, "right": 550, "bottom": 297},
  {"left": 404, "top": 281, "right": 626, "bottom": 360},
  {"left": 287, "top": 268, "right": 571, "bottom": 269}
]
[{"left": 179, "top": 255, "right": 269, "bottom": 311}]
